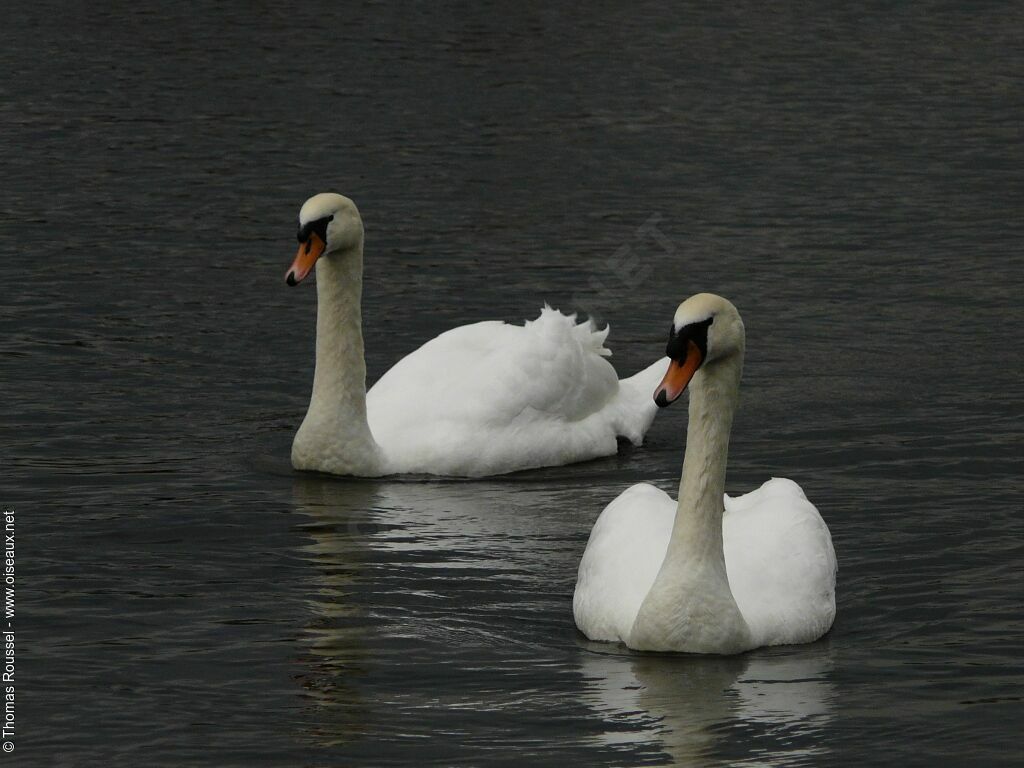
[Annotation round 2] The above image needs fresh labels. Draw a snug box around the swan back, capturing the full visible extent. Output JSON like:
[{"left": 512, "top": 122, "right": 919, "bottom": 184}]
[{"left": 366, "top": 308, "right": 640, "bottom": 476}]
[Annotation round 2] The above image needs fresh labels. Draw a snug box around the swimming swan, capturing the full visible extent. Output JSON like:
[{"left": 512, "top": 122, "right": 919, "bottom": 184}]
[
  {"left": 284, "top": 192, "right": 669, "bottom": 478},
  {"left": 573, "top": 293, "right": 836, "bottom": 653}
]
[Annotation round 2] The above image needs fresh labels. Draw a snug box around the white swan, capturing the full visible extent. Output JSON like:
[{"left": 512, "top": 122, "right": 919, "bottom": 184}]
[
  {"left": 573, "top": 293, "right": 837, "bottom": 654},
  {"left": 284, "top": 192, "right": 669, "bottom": 478}
]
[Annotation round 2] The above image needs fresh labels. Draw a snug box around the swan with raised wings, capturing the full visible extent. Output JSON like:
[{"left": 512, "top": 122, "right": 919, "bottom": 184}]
[
  {"left": 573, "top": 293, "right": 836, "bottom": 654},
  {"left": 284, "top": 192, "right": 668, "bottom": 478}
]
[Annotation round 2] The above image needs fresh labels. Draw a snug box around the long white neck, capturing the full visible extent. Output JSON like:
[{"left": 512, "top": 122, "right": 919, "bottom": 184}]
[
  {"left": 669, "top": 356, "right": 740, "bottom": 563},
  {"left": 629, "top": 351, "right": 752, "bottom": 653},
  {"left": 291, "top": 244, "right": 385, "bottom": 476}
]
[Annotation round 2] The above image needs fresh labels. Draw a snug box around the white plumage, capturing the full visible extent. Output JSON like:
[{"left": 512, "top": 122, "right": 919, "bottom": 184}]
[
  {"left": 573, "top": 293, "right": 837, "bottom": 654},
  {"left": 367, "top": 307, "right": 667, "bottom": 477},
  {"left": 285, "top": 192, "right": 668, "bottom": 478},
  {"left": 573, "top": 478, "right": 837, "bottom": 649}
]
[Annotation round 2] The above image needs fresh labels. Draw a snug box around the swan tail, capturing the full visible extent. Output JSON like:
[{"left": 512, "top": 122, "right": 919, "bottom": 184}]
[{"left": 614, "top": 356, "right": 671, "bottom": 444}]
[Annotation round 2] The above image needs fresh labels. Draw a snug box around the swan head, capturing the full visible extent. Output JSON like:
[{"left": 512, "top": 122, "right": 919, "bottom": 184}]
[
  {"left": 285, "top": 193, "right": 364, "bottom": 286},
  {"left": 654, "top": 293, "right": 744, "bottom": 407}
]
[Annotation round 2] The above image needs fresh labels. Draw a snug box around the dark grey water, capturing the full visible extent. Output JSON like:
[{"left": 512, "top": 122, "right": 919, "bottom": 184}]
[{"left": 3, "top": 1, "right": 1023, "bottom": 765}]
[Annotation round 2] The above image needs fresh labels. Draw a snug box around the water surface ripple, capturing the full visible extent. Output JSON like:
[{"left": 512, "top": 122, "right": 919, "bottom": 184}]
[{"left": 3, "top": 2, "right": 1022, "bottom": 766}]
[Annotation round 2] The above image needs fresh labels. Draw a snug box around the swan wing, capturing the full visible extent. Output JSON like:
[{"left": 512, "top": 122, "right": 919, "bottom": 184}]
[
  {"left": 573, "top": 483, "right": 676, "bottom": 643},
  {"left": 724, "top": 478, "right": 837, "bottom": 646}
]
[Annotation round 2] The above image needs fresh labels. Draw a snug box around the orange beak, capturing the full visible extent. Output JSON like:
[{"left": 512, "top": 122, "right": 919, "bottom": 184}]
[
  {"left": 285, "top": 232, "right": 327, "bottom": 286},
  {"left": 654, "top": 339, "right": 704, "bottom": 407}
]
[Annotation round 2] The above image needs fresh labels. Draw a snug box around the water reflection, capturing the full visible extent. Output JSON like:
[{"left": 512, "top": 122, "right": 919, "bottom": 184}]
[
  {"left": 291, "top": 477, "right": 379, "bottom": 747},
  {"left": 287, "top": 474, "right": 565, "bottom": 747},
  {"left": 580, "top": 643, "right": 835, "bottom": 766},
  {"left": 289, "top": 472, "right": 837, "bottom": 763}
]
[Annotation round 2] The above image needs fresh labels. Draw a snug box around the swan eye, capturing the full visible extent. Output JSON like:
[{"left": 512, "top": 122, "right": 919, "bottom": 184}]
[
  {"left": 297, "top": 215, "right": 334, "bottom": 244},
  {"left": 666, "top": 317, "right": 713, "bottom": 361}
]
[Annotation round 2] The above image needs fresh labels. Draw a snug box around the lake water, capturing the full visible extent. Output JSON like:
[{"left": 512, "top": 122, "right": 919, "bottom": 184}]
[{"left": 3, "top": 1, "right": 1023, "bottom": 765}]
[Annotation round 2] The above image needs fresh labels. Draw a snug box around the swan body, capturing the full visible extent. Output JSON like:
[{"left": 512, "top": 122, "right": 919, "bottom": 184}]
[
  {"left": 573, "top": 294, "right": 837, "bottom": 654},
  {"left": 285, "top": 193, "right": 668, "bottom": 478},
  {"left": 574, "top": 479, "right": 836, "bottom": 651}
]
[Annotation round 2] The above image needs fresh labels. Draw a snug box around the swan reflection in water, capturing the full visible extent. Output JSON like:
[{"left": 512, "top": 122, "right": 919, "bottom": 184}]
[
  {"left": 579, "top": 641, "right": 835, "bottom": 766},
  {"left": 290, "top": 476, "right": 380, "bottom": 747},
  {"left": 290, "top": 472, "right": 834, "bottom": 763},
  {"left": 288, "top": 472, "right": 581, "bottom": 750}
]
